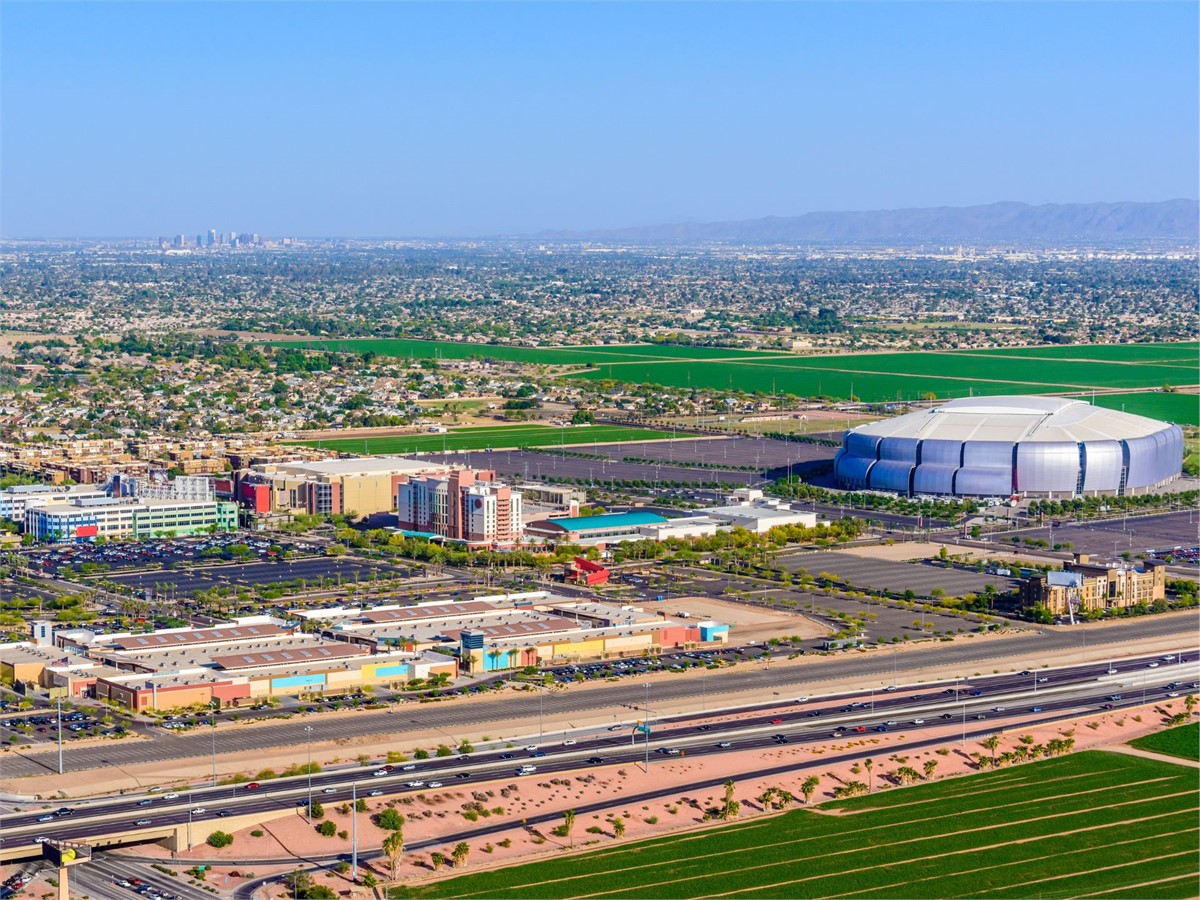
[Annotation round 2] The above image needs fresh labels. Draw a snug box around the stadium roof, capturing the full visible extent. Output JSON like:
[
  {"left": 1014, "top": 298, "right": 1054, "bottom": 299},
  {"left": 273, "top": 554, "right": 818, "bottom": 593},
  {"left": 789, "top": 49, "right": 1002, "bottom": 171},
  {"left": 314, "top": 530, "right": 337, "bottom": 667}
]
[{"left": 851, "top": 396, "right": 1173, "bottom": 444}]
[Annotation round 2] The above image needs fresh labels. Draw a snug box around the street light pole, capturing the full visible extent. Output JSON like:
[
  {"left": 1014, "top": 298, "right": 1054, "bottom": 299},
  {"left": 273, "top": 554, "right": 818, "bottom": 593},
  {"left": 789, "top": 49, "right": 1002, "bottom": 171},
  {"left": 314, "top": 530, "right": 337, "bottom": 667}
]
[
  {"left": 210, "top": 700, "right": 218, "bottom": 787},
  {"left": 304, "top": 726, "right": 314, "bottom": 824},
  {"left": 187, "top": 791, "right": 193, "bottom": 850},
  {"left": 351, "top": 781, "right": 358, "bottom": 882},
  {"left": 56, "top": 695, "right": 63, "bottom": 775}
]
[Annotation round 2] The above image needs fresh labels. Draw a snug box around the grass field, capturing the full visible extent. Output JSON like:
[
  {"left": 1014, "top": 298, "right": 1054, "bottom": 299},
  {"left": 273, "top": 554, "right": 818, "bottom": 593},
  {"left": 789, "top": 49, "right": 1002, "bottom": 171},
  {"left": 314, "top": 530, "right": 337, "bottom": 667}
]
[
  {"left": 393, "top": 751, "right": 1199, "bottom": 900},
  {"left": 1090, "top": 393, "right": 1200, "bottom": 427},
  {"left": 266, "top": 337, "right": 1199, "bottom": 410},
  {"left": 289, "top": 424, "right": 670, "bottom": 454},
  {"left": 1130, "top": 723, "right": 1200, "bottom": 762}
]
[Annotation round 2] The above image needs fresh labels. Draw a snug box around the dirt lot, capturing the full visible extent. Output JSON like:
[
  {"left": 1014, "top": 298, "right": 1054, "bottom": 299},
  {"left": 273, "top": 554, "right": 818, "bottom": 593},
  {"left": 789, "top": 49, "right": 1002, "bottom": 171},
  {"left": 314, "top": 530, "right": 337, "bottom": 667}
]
[{"left": 650, "top": 595, "right": 827, "bottom": 644}]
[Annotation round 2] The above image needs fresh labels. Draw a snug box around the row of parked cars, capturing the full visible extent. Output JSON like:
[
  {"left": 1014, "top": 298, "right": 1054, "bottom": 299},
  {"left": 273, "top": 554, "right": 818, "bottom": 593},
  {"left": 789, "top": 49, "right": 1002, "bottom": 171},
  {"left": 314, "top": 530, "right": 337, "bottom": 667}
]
[{"left": 112, "top": 876, "right": 181, "bottom": 900}]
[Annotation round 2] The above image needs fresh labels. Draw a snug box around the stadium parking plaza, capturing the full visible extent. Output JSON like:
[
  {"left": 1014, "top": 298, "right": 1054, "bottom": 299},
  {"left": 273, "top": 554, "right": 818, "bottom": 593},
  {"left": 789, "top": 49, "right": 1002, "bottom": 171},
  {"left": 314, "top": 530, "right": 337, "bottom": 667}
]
[
  {"left": 25, "top": 534, "right": 313, "bottom": 575},
  {"left": 91, "top": 556, "right": 408, "bottom": 594},
  {"left": 395, "top": 750, "right": 1200, "bottom": 900},
  {"left": 991, "top": 510, "right": 1200, "bottom": 563},
  {"left": 775, "top": 550, "right": 1020, "bottom": 599},
  {"left": 426, "top": 446, "right": 772, "bottom": 487}
]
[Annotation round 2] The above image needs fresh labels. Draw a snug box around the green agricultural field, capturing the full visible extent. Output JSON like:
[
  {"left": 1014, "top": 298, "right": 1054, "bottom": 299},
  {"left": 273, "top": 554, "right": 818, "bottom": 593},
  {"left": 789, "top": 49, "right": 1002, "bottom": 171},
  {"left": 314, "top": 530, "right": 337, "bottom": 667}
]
[
  {"left": 289, "top": 424, "right": 669, "bottom": 455},
  {"left": 1130, "top": 722, "right": 1200, "bottom": 762},
  {"left": 1089, "top": 392, "right": 1200, "bottom": 427},
  {"left": 394, "top": 751, "right": 1198, "bottom": 900},
  {"left": 264, "top": 337, "right": 768, "bottom": 365}
]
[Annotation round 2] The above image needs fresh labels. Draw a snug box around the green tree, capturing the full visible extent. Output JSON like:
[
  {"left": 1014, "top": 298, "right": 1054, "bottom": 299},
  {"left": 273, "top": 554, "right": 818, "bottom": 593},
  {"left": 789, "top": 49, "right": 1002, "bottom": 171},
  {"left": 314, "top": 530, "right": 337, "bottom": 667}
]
[
  {"left": 864, "top": 757, "right": 874, "bottom": 793},
  {"left": 430, "top": 851, "right": 446, "bottom": 871},
  {"left": 612, "top": 816, "right": 626, "bottom": 839},
  {"left": 563, "top": 808, "right": 576, "bottom": 848},
  {"left": 206, "top": 830, "right": 233, "bottom": 848},
  {"left": 923, "top": 759, "right": 938, "bottom": 780},
  {"left": 800, "top": 775, "right": 820, "bottom": 804},
  {"left": 980, "top": 734, "right": 1001, "bottom": 763},
  {"left": 452, "top": 841, "right": 471, "bottom": 868},
  {"left": 382, "top": 827, "right": 405, "bottom": 882}
]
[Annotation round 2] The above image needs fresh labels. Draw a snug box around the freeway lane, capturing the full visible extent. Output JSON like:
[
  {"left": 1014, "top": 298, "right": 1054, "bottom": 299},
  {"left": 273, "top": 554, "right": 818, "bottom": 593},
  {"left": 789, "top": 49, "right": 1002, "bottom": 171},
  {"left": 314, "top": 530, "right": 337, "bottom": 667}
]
[
  {"left": 1, "top": 652, "right": 1195, "bottom": 856},
  {"left": 2, "top": 614, "right": 1192, "bottom": 779}
]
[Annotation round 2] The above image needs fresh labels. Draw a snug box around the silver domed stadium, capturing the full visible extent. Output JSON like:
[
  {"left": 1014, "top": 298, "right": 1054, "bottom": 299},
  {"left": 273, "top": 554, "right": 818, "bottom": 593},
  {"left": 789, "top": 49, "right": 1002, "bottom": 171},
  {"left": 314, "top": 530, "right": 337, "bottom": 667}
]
[{"left": 834, "top": 396, "right": 1184, "bottom": 498}]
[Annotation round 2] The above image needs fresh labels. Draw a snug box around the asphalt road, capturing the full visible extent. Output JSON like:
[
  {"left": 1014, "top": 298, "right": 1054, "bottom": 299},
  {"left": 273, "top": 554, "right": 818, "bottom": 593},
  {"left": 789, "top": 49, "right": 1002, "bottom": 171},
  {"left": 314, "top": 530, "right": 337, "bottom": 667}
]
[
  {"left": 4, "top": 651, "right": 1196, "bottom": 869},
  {"left": 1, "top": 615, "right": 1192, "bottom": 782}
]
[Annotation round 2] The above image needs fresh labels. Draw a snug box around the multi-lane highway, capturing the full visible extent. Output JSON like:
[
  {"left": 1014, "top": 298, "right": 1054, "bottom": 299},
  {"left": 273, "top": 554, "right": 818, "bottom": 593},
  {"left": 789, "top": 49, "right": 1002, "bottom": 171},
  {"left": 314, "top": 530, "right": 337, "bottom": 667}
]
[
  {"left": 1, "top": 614, "right": 1191, "bottom": 779},
  {"left": 2, "top": 650, "right": 1194, "bottom": 862}
]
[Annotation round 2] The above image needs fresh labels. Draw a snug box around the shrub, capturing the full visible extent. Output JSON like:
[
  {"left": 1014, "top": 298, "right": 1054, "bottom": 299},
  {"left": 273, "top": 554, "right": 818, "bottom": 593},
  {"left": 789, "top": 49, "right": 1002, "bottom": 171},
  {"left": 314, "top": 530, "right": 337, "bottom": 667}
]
[
  {"left": 250, "top": 829, "right": 264, "bottom": 838},
  {"left": 206, "top": 831, "right": 233, "bottom": 848},
  {"left": 376, "top": 807, "right": 405, "bottom": 830},
  {"left": 316, "top": 820, "right": 337, "bottom": 837},
  {"left": 308, "top": 801, "right": 324, "bottom": 820}
]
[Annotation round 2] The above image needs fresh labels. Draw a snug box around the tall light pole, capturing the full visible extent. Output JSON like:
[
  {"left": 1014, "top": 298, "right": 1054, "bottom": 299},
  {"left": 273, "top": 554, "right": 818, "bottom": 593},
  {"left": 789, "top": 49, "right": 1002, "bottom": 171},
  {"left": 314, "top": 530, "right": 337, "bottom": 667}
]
[
  {"left": 210, "top": 699, "right": 219, "bottom": 787},
  {"left": 351, "top": 781, "right": 358, "bottom": 882},
  {"left": 304, "top": 726, "right": 314, "bottom": 824},
  {"left": 56, "top": 695, "right": 64, "bottom": 775},
  {"left": 187, "top": 791, "right": 193, "bottom": 850}
]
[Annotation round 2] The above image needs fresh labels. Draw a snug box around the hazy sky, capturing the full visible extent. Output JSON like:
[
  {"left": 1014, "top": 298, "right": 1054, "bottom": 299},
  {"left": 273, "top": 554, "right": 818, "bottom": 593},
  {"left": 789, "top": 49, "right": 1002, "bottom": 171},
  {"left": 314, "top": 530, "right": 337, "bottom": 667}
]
[{"left": 2, "top": 2, "right": 1196, "bottom": 238}]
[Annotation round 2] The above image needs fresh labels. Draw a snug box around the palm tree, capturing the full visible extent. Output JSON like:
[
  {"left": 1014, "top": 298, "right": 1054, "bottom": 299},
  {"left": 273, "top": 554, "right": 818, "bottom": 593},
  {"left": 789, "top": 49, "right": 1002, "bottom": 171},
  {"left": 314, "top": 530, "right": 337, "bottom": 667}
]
[
  {"left": 923, "top": 759, "right": 938, "bottom": 780},
  {"left": 612, "top": 817, "right": 626, "bottom": 839},
  {"left": 800, "top": 775, "right": 820, "bottom": 805},
  {"left": 382, "top": 827, "right": 405, "bottom": 883},
  {"left": 563, "top": 808, "right": 576, "bottom": 848},
  {"left": 980, "top": 734, "right": 1001, "bottom": 763},
  {"left": 430, "top": 851, "right": 446, "bottom": 871},
  {"left": 452, "top": 841, "right": 470, "bottom": 869},
  {"left": 1185, "top": 694, "right": 1196, "bottom": 717},
  {"left": 864, "top": 758, "right": 874, "bottom": 793}
]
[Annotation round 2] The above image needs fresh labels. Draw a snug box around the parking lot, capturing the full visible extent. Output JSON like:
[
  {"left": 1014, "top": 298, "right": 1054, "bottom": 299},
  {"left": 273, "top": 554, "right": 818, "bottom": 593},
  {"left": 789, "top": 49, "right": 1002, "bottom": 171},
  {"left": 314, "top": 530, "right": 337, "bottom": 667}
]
[
  {"left": 995, "top": 510, "right": 1199, "bottom": 565},
  {"left": 24, "top": 535, "right": 320, "bottom": 577},
  {"left": 93, "top": 555, "right": 411, "bottom": 596},
  {"left": 775, "top": 550, "right": 1019, "bottom": 600}
]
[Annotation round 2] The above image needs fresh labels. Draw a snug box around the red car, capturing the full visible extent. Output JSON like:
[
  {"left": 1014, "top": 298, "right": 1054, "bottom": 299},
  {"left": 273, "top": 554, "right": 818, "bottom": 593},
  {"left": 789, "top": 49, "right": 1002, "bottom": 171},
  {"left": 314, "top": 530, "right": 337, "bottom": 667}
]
[
  {"left": 770, "top": 718, "right": 783, "bottom": 725},
  {"left": 245, "top": 782, "right": 261, "bottom": 790},
  {"left": 853, "top": 726, "right": 867, "bottom": 733}
]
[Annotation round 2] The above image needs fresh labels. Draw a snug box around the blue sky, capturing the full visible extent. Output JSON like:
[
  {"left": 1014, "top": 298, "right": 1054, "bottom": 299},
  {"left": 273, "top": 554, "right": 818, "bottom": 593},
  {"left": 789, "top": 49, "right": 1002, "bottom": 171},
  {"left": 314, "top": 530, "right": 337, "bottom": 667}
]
[{"left": 2, "top": 2, "right": 1196, "bottom": 237}]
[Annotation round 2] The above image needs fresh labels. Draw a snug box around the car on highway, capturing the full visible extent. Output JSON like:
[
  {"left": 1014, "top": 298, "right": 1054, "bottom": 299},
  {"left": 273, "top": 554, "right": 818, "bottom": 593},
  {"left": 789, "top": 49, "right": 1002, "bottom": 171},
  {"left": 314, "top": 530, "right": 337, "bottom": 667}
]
[
  {"left": 884, "top": 720, "right": 897, "bottom": 726},
  {"left": 1108, "top": 694, "right": 1123, "bottom": 701},
  {"left": 498, "top": 753, "right": 513, "bottom": 760},
  {"left": 135, "top": 819, "right": 152, "bottom": 826},
  {"left": 1102, "top": 703, "right": 1115, "bottom": 710},
  {"left": 524, "top": 745, "right": 538, "bottom": 752},
  {"left": 1148, "top": 662, "right": 1160, "bottom": 668},
  {"left": 405, "top": 781, "right": 424, "bottom": 788},
  {"left": 455, "top": 772, "right": 471, "bottom": 779},
  {"left": 773, "top": 734, "right": 789, "bottom": 743},
  {"left": 217, "top": 810, "right": 233, "bottom": 818},
  {"left": 1167, "top": 691, "right": 1180, "bottom": 697},
  {"left": 586, "top": 756, "right": 605, "bottom": 764},
  {"left": 54, "top": 808, "right": 73, "bottom": 817},
  {"left": 1037, "top": 676, "right": 1048, "bottom": 683},
  {"left": 33, "top": 836, "right": 49, "bottom": 843},
  {"left": 884, "top": 685, "right": 898, "bottom": 693},
  {"left": 852, "top": 726, "right": 867, "bottom": 733},
  {"left": 369, "top": 790, "right": 384, "bottom": 797},
  {"left": 970, "top": 690, "right": 983, "bottom": 696},
  {"left": 1106, "top": 668, "right": 1118, "bottom": 675},
  {"left": 163, "top": 792, "right": 179, "bottom": 800},
  {"left": 562, "top": 739, "right": 577, "bottom": 746},
  {"left": 795, "top": 696, "right": 810, "bottom": 702},
  {"left": 875, "top": 725, "right": 888, "bottom": 732},
  {"left": 245, "top": 783, "right": 261, "bottom": 791},
  {"left": 718, "top": 741, "right": 732, "bottom": 748},
  {"left": 940, "top": 713, "right": 954, "bottom": 720},
  {"left": 911, "top": 719, "right": 925, "bottom": 725},
  {"left": 992, "top": 707, "right": 1006, "bottom": 713},
  {"left": 696, "top": 725, "right": 712, "bottom": 732},
  {"left": 975, "top": 714, "right": 987, "bottom": 720},
  {"left": 427, "top": 781, "right": 443, "bottom": 789},
  {"left": 1031, "top": 706, "right": 1043, "bottom": 713},
  {"left": 401, "top": 764, "right": 417, "bottom": 771},
  {"left": 517, "top": 765, "right": 536, "bottom": 775},
  {"left": 770, "top": 718, "right": 783, "bottom": 725},
  {"left": 147, "top": 786, "right": 163, "bottom": 793},
  {"left": 37, "top": 815, "right": 54, "bottom": 823},
  {"left": 138, "top": 799, "right": 154, "bottom": 806},
  {"left": 191, "top": 807, "right": 206, "bottom": 814},
  {"left": 373, "top": 769, "right": 388, "bottom": 776},
  {"left": 1019, "top": 670, "right": 1031, "bottom": 676},
  {"left": 322, "top": 788, "right": 337, "bottom": 794}
]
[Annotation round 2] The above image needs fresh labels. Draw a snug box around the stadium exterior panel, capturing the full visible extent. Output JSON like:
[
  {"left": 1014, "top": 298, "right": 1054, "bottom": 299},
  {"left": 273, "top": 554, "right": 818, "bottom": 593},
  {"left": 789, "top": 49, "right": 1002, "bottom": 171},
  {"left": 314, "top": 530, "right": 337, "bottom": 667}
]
[{"left": 834, "top": 396, "right": 1183, "bottom": 498}]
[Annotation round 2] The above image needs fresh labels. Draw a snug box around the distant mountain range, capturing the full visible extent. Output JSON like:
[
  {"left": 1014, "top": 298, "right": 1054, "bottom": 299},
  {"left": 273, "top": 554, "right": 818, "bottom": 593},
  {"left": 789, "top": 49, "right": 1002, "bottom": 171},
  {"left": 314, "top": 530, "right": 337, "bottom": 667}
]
[{"left": 538, "top": 200, "right": 1198, "bottom": 245}]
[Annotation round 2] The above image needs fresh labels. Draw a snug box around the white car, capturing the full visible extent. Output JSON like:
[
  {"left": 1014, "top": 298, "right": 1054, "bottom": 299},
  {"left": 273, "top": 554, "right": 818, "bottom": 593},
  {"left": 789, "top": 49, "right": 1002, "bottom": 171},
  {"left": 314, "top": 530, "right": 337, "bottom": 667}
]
[
  {"left": 911, "top": 718, "right": 925, "bottom": 725},
  {"left": 794, "top": 696, "right": 810, "bottom": 703},
  {"left": 524, "top": 745, "right": 538, "bottom": 752},
  {"left": 401, "top": 764, "right": 417, "bottom": 771},
  {"left": 164, "top": 792, "right": 179, "bottom": 800},
  {"left": 405, "top": 781, "right": 424, "bottom": 788},
  {"left": 373, "top": 769, "right": 388, "bottom": 776},
  {"left": 322, "top": 787, "right": 337, "bottom": 794},
  {"left": 191, "top": 807, "right": 206, "bottom": 815},
  {"left": 427, "top": 781, "right": 443, "bottom": 788},
  {"left": 368, "top": 790, "right": 384, "bottom": 797},
  {"left": 562, "top": 739, "right": 577, "bottom": 747},
  {"left": 1148, "top": 662, "right": 1160, "bottom": 668}
]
